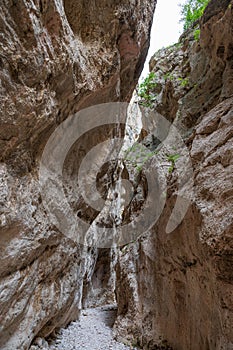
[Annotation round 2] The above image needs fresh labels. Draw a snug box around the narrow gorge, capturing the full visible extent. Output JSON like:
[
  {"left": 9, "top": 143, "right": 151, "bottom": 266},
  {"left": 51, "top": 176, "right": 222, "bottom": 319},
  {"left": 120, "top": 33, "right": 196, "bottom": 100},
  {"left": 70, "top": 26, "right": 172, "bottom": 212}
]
[{"left": 0, "top": 0, "right": 232, "bottom": 349}]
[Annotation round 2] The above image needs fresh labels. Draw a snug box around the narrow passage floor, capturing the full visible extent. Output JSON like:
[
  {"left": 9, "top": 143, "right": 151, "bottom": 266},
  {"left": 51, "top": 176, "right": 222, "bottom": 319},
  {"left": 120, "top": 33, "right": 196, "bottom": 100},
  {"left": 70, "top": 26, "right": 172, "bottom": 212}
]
[{"left": 49, "top": 305, "right": 136, "bottom": 350}]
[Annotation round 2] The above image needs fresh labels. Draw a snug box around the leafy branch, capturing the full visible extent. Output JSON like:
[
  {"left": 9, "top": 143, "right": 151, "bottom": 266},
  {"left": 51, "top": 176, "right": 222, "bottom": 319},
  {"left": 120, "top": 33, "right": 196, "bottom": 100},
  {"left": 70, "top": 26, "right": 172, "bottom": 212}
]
[
  {"left": 180, "top": 0, "right": 210, "bottom": 31},
  {"left": 138, "top": 72, "right": 157, "bottom": 108}
]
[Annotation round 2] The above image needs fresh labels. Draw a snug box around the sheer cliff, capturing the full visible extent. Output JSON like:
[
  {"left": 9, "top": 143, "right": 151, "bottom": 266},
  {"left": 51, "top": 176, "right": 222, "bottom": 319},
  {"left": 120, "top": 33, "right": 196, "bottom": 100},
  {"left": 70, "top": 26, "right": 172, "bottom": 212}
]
[
  {"left": 114, "top": 1, "right": 233, "bottom": 349},
  {"left": 0, "top": 1, "right": 156, "bottom": 349}
]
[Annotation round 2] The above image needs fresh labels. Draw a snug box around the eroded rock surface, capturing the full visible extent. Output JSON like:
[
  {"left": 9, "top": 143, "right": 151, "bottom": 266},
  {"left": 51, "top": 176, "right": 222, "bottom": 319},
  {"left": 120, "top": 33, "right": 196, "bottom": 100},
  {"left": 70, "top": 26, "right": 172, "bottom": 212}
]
[
  {"left": 0, "top": 0, "right": 156, "bottom": 349},
  {"left": 82, "top": 248, "right": 117, "bottom": 308},
  {"left": 114, "top": 0, "right": 233, "bottom": 349}
]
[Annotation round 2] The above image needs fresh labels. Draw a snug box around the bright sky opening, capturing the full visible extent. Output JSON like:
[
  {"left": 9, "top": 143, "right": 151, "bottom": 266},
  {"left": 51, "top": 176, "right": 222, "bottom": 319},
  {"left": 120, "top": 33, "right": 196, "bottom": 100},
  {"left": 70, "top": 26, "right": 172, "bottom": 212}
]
[{"left": 140, "top": 0, "right": 187, "bottom": 80}]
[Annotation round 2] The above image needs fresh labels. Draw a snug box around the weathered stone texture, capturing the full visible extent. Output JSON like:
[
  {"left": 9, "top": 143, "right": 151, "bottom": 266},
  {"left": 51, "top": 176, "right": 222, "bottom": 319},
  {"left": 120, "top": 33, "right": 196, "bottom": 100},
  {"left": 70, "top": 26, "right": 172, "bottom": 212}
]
[
  {"left": 0, "top": 0, "right": 156, "bottom": 349},
  {"left": 114, "top": 1, "right": 233, "bottom": 349}
]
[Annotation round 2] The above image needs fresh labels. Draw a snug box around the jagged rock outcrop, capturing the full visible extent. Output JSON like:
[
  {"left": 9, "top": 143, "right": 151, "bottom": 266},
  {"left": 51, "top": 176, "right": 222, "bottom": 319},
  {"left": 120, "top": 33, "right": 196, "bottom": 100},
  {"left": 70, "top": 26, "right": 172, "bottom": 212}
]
[
  {"left": 114, "top": 0, "right": 233, "bottom": 349},
  {"left": 0, "top": 0, "right": 156, "bottom": 349}
]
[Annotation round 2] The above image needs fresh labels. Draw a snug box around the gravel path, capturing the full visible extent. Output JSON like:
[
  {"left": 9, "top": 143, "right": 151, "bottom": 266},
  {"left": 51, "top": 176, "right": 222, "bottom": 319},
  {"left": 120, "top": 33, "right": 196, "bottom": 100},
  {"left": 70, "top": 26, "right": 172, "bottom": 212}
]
[{"left": 49, "top": 305, "right": 136, "bottom": 350}]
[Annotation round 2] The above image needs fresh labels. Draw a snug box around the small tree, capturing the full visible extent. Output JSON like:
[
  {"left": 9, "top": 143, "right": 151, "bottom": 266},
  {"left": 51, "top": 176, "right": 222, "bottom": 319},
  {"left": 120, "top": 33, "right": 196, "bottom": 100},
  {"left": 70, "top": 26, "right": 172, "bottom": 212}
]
[{"left": 180, "top": 0, "right": 210, "bottom": 30}]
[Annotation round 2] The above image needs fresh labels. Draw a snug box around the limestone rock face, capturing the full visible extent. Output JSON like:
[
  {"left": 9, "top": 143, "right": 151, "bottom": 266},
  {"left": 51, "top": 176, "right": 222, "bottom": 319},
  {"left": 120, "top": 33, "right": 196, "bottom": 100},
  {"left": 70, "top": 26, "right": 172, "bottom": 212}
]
[
  {"left": 0, "top": 0, "right": 156, "bottom": 349},
  {"left": 149, "top": 0, "right": 233, "bottom": 129},
  {"left": 114, "top": 0, "right": 233, "bottom": 349},
  {"left": 82, "top": 248, "right": 117, "bottom": 308}
]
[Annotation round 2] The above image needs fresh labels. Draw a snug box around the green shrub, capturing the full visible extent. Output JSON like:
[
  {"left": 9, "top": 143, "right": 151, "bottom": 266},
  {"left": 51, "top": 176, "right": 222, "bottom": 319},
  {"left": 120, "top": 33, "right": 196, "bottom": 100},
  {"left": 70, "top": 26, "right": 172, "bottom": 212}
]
[
  {"left": 178, "top": 77, "right": 189, "bottom": 87},
  {"left": 193, "top": 28, "right": 201, "bottom": 40},
  {"left": 166, "top": 153, "right": 180, "bottom": 173},
  {"left": 180, "top": 0, "right": 210, "bottom": 30},
  {"left": 123, "top": 142, "right": 158, "bottom": 173},
  {"left": 138, "top": 72, "right": 157, "bottom": 108},
  {"left": 164, "top": 72, "right": 174, "bottom": 81}
]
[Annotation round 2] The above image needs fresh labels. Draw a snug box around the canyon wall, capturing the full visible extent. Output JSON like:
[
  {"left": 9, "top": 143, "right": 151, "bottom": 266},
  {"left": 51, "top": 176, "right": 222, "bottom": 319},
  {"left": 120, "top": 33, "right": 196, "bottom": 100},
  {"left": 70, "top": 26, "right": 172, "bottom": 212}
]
[
  {"left": 114, "top": 0, "right": 233, "bottom": 349},
  {"left": 0, "top": 0, "right": 156, "bottom": 349}
]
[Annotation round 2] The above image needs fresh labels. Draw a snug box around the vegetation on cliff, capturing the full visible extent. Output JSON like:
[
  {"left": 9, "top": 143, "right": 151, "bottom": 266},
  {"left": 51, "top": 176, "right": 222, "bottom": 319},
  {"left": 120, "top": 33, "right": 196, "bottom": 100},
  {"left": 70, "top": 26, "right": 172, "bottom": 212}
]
[{"left": 180, "top": 0, "right": 210, "bottom": 30}]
